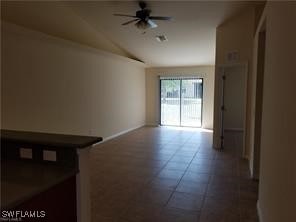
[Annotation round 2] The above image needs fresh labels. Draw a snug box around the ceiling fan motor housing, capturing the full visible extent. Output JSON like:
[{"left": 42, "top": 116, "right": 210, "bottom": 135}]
[
  {"left": 136, "top": 9, "right": 151, "bottom": 21},
  {"left": 114, "top": 1, "right": 172, "bottom": 30}
]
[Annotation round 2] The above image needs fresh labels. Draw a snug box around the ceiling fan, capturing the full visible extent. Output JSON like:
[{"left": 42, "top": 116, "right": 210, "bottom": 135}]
[{"left": 114, "top": 1, "right": 172, "bottom": 30}]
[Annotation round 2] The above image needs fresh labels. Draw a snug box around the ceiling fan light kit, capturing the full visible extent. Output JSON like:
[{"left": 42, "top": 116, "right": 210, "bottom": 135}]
[
  {"left": 114, "top": 1, "right": 172, "bottom": 30},
  {"left": 135, "top": 20, "right": 156, "bottom": 29}
]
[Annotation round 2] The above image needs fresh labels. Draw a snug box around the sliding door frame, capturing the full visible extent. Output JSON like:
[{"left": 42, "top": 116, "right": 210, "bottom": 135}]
[{"left": 159, "top": 77, "right": 204, "bottom": 128}]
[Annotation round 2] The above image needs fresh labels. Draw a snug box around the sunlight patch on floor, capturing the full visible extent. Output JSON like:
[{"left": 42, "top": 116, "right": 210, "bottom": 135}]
[{"left": 160, "top": 125, "right": 213, "bottom": 133}]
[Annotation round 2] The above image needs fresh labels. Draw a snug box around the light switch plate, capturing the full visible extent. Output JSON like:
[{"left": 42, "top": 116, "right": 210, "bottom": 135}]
[
  {"left": 43, "top": 150, "right": 57, "bottom": 161},
  {"left": 20, "top": 148, "right": 33, "bottom": 159}
]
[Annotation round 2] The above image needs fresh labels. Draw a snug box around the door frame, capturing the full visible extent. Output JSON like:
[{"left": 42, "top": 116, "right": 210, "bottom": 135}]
[
  {"left": 159, "top": 77, "right": 204, "bottom": 128},
  {"left": 251, "top": 19, "right": 266, "bottom": 180}
]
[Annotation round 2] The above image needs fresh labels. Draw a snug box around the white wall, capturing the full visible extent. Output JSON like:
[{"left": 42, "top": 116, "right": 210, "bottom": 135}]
[
  {"left": 257, "top": 2, "right": 296, "bottom": 222},
  {"left": 145, "top": 66, "right": 215, "bottom": 129},
  {"left": 1, "top": 22, "right": 146, "bottom": 139}
]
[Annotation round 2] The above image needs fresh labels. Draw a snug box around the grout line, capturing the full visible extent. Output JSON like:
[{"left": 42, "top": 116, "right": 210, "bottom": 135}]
[
  {"left": 196, "top": 157, "right": 215, "bottom": 221},
  {"left": 134, "top": 133, "right": 195, "bottom": 209},
  {"left": 162, "top": 136, "right": 202, "bottom": 208}
]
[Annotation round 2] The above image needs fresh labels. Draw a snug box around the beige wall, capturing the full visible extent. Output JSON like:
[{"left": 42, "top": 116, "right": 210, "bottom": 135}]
[
  {"left": 145, "top": 66, "right": 215, "bottom": 129},
  {"left": 213, "top": 8, "right": 255, "bottom": 151},
  {"left": 257, "top": 2, "right": 296, "bottom": 222},
  {"left": 1, "top": 22, "right": 146, "bottom": 139}
]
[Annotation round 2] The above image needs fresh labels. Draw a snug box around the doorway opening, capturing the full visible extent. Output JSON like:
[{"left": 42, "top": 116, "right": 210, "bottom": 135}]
[{"left": 160, "top": 77, "right": 203, "bottom": 127}]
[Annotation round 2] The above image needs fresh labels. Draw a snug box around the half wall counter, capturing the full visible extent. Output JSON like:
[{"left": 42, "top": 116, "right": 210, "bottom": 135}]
[{"left": 1, "top": 129, "right": 102, "bottom": 222}]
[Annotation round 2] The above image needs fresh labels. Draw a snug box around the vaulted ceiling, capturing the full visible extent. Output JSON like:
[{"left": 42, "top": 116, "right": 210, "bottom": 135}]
[{"left": 1, "top": 1, "right": 259, "bottom": 67}]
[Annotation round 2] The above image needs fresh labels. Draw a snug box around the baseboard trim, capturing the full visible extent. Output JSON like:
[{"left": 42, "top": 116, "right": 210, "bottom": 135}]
[
  {"left": 201, "top": 127, "right": 214, "bottom": 131},
  {"left": 145, "top": 123, "right": 159, "bottom": 127},
  {"left": 224, "top": 128, "right": 244, "bottom": 132},
  {"left": 257, "top": 201, "right": 263, "bottom": 222},
  {"left": 101, "top": 124, "right": 145, "bottom": 143}
]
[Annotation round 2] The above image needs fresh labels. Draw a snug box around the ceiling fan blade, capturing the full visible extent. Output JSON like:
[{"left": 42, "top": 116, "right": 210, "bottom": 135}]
[
  {"left": 147, "top": 19, "right": 158, "bottom": 28},
  {"left": 149, "top": 16, "right": 173, "bottom": 21},
  {"left": 122, "top": 19, "right": 140, "bottom": 26},
  {"left": 113, "top": 13, "right": 137, "bottom": 18}
]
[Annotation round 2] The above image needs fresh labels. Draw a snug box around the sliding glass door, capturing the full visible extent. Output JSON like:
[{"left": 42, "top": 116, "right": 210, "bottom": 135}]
[
  {"left": 160, "top": 79, "right": 181, "bottom": 126},
  {"left": 181, "top": 79, "right": 203, "bottom": 127},
  {"left": 160, "top": 78, "right": 203, "bottom": 127}
]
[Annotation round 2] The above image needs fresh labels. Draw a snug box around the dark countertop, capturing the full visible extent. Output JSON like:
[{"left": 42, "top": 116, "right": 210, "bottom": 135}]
[
  {"left": 1, "top": 160, "right": 78, "bottom": 209},
  {"left": 1, "top": 129, "right": 102, "bottom": 149}
]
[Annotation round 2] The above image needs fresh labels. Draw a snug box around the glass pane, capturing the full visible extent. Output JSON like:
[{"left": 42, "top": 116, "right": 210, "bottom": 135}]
[
  {"left": 181, "top": 79, "right": 202, "bottom": 127},
  {"left": 160, "top": 79, "right": 181, "bottom": 126}
]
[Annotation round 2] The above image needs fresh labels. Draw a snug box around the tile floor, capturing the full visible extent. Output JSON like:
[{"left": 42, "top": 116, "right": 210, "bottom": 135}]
[{"left": 90, "top": 127, "right": 259, "bottom": 222}]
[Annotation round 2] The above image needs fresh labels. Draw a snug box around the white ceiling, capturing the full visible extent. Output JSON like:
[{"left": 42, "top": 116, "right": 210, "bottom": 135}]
[
  {"left": 2, "top": 1, "right": 257, "bottom": 67},
  {"left": 67, "top": 1, "right": 254, "bottom": 67}
]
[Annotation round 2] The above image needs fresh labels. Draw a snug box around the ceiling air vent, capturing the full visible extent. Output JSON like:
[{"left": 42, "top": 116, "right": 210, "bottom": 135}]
[{"left": 155, "top": 35, "right": 168, "bottom": 42}]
